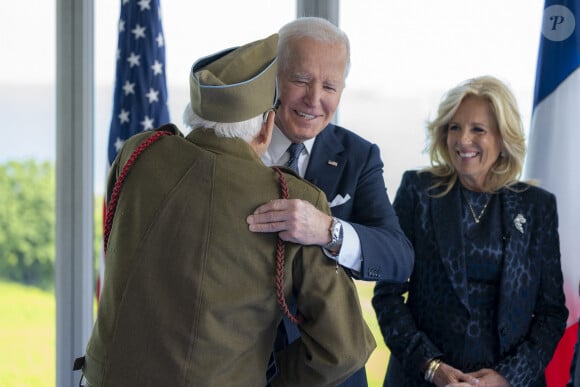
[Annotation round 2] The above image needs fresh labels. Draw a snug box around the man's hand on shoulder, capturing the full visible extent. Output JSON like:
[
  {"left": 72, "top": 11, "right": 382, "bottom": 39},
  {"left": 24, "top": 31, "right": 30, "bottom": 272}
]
[{"left": 247, "top": 199, "right": 332, "bottom": 246}]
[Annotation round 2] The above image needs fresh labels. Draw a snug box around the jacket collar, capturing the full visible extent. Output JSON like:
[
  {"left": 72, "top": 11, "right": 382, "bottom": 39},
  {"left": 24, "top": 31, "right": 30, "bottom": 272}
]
[
  {"left": 497, "top": 186, "right": 530, "bottom": 318},
  {"left": 432, "top": 182, "right": 470, "bottom": 309}
]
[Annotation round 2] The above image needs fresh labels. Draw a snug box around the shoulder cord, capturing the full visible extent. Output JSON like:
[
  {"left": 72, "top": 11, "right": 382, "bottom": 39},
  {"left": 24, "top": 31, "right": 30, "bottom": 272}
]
[
  {"left": 103, "top": 131, "right": 173, "bottom": 252},
  {"left": 272, "top": 167, "right": 304, "bottom": 325},
  {"left": 103, "top": 138, "right": 302, "bottom": 325}
]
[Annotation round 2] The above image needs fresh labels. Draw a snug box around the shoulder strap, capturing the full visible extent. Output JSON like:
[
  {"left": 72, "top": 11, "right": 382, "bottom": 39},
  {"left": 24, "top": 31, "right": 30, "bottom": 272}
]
[
  {"left": 272, "top": 167, "right": 303, "bottom": 325},
  {"left": 104, "top": 130, "right": 173, "bottom": 252}
]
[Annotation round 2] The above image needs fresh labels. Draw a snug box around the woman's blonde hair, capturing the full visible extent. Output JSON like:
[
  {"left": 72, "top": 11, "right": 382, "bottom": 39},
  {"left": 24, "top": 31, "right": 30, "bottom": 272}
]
[{"left": 424, "top": 75, "right": 526, "bottom": 195}]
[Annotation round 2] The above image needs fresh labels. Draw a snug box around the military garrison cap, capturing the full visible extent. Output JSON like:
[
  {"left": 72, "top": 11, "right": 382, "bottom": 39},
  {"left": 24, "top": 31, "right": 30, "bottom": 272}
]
[{"left": 189, "top": 33, "right": 278, "bottom": 123}]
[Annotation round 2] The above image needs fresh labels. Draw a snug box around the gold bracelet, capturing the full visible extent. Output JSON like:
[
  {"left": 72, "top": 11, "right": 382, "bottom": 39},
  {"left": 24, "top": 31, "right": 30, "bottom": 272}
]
[
  {"left": 429, "top": 359, "right": 441, "bottom": 382},
  {"left": 424, "top": 359, "right": 441, "bottom": 383}
]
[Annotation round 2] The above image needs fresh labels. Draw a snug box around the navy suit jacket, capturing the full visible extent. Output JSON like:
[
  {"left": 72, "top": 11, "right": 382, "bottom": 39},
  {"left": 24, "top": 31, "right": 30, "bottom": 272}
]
[
  {"left": 305, "top": 124, "right": 414, "bottom": 282},
  {"left": 282, "top": 124, "right": 414, "bottom": 387},
  {"left": 373, "top": 170, "right": 568, "bottom": 387}
]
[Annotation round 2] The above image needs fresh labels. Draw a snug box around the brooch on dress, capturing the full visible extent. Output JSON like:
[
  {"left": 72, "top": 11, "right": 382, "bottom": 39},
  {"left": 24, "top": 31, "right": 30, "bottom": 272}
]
[{"left": 514, "top": 213, "right": 526, "bottom": 234}]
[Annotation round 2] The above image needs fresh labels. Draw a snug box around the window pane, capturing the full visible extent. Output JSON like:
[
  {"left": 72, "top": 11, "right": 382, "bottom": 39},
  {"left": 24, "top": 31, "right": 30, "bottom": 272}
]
[
  {"left": 340, "top": 1, "right": 542, "bottom": 193},
  {"left": 0, "top": 0, "right": 56, "bottom": 386}
]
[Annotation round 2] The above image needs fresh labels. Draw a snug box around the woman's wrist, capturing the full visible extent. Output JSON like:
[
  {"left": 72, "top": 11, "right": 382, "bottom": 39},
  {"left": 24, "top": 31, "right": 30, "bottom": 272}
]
[{"left": 423, "top": 358, "right": 442, "bottom": 383}]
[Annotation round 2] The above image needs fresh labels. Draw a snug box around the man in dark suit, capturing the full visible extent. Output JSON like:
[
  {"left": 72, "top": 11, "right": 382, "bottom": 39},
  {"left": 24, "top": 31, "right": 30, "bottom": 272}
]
[{"left": 246, "top": 17, "right": 414, "bottom": 386}]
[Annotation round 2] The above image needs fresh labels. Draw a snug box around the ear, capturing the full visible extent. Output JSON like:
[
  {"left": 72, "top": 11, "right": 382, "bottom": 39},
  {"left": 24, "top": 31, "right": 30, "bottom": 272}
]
[
  {"left": 258, "top": 110, "right": 275, "bottom": 145},
  {"left": 251, "top": 110, "right": 275, "bottom": 156}
]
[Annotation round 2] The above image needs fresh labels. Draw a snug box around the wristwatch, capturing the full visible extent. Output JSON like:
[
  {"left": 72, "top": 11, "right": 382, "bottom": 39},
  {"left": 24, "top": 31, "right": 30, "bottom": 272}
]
[{"left": 323, "top": 217, "right": 343, "bottom": 256}]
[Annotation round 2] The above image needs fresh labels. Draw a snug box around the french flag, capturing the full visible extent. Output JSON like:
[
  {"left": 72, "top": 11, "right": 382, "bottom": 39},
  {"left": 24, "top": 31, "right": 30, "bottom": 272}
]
[{"left": 526, "top": 0, "right": 580, "bottom": 385}]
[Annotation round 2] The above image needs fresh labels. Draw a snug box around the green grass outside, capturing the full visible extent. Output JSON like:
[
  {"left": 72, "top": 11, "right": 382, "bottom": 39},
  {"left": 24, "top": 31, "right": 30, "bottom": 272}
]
[
  {"left": 355, "top": 280, "right": 389, "bottom": 386},
  {"left": 0, "top": 281, "right": 55, "bottom": 387},
  {"left": 0, "top": 280, "right": 387, "bottom": 387}
]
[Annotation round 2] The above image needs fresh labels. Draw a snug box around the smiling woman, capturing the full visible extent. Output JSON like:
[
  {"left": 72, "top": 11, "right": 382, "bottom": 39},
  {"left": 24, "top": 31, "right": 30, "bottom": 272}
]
[{"left": 372, "top": 75, "right": 567, "bottom": 387}]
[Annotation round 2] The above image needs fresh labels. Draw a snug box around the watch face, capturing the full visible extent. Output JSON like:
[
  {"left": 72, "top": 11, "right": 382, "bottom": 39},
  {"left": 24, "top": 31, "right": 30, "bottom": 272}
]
[
  {"left": 325, "top": 218, "right": 343, "bottom": 250},
  {"left": 335, "top": 219, "right": 343, "bottom": 235}
]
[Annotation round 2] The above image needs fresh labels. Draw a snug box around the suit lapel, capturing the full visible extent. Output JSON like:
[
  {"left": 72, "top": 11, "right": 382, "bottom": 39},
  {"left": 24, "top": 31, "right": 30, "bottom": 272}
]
[
  {"left": 304, "top": 126, "right": 345, "bottom": 199},
  {"left": 497, "top": 188, "right": 530, "bottom": 319},
  {"left": 432, "top": 182, "right": 471, "bottom": 311}
]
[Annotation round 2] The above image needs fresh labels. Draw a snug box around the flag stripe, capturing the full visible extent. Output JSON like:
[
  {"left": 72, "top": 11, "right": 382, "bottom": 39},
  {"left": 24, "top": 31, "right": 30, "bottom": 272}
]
[
  {"left": 533, "top": 0, "right": 580, "bottom": 105},
  {"left": 527, "top": 1, "right": 580, "bottom": 385},
  {"left": 545, "top": 322, "right": 579, "bottom": 386}
]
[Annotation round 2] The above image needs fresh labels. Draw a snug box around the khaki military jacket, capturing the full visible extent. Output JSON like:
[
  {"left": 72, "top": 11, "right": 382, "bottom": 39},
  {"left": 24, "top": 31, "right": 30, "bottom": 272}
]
[{"left": 82, "top": 125, "right": 375, "bottom": 387}]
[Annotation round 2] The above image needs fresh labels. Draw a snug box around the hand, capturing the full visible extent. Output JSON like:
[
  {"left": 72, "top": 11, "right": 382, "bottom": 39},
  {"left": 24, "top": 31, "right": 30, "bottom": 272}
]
[
  {"left": 453, "top": 368, "right": 509, "bottom": 387},
  {"left": 430, "top": 362, "right": 478, "bottom": 387},
  {"left": 247, "top": 199, "right": 332, "bottom": 246}
]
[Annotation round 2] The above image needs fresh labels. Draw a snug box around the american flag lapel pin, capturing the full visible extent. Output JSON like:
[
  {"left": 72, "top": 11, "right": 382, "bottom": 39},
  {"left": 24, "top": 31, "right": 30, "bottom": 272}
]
[{"left": 327, "top": 160, "right": 338, "bottom": 167}]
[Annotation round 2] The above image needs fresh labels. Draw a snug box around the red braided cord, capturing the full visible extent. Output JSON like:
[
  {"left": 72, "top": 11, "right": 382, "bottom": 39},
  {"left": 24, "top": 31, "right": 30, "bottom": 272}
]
[
  {"left": 103, "top": 131, "right": 172, "bottom": 252},
  {"left": 272, "top": 167, "right": 304, "bottom": 325}
]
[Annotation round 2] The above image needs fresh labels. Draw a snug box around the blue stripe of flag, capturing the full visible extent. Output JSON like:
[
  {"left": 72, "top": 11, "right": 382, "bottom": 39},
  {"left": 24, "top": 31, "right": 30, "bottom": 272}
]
[{"left": 533, "top": 0, "right": 580, "bottom": 107}]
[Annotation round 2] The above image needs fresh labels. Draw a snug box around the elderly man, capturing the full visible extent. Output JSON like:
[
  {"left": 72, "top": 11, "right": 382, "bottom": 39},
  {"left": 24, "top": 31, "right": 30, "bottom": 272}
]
[
  {"left": 247, "top": 17, "right": 413, "bottom": 387},
  {"left": 74, "top": 34, "right": 375, "bottom": 387}
]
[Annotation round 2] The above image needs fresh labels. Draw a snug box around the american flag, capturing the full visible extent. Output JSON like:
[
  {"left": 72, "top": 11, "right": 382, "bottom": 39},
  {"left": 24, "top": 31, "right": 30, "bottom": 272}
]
[
  {"left": 107, "top": 0, "right": 170, "bottom": 166},
  {"left": 99, "top": 0, "right": 170, "bottom": 299}
]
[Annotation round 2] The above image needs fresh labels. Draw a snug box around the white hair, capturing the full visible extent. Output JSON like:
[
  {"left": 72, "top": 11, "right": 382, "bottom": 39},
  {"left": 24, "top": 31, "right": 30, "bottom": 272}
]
[
  {"left": 182, "top": 103, "right": 264, "bottom": 142},
  {"left": 278, "top": 16, "right": 351, "bottom": 79}
]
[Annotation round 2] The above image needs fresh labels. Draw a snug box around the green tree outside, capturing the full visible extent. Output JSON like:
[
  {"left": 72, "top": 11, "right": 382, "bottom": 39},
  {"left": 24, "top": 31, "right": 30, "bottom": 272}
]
[{"left": 0, "top": 160, "right": 55, "bottom": 289}]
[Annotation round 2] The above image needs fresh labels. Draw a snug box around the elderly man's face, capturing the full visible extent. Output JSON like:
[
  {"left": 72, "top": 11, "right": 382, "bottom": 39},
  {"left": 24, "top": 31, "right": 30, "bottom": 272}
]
[{"left": 275, "top": 37, "right": 347, "bottom": 143}]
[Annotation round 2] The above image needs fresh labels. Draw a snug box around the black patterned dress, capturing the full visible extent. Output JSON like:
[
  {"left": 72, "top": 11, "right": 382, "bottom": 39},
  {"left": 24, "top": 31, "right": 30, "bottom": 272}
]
[{"left": 455, "top": 187, "right": 503, "bottom": 371}]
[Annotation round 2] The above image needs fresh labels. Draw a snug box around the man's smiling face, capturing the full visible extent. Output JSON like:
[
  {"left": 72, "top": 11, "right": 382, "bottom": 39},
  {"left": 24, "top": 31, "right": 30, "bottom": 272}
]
[{"left": 275, "top": 37, "right": 347, "bottom": 143}]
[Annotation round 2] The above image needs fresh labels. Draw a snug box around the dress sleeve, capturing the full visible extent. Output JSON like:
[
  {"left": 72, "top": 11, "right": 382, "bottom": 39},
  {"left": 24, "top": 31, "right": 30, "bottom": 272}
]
[{"left": 372, "top": 171, "right": 443, "bottom": 377}]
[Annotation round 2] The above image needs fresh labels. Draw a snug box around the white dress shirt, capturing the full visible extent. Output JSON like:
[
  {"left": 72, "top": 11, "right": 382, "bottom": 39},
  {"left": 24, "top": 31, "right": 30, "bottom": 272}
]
[{"left": 262, "top": 127, "right": 362, "bottom": 274}]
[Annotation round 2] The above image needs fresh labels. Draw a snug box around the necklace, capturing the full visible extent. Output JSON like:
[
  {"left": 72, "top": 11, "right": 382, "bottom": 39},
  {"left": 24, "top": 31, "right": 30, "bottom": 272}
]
[{"left": 462, "top": 190, "right": 491, "bottom": 224}]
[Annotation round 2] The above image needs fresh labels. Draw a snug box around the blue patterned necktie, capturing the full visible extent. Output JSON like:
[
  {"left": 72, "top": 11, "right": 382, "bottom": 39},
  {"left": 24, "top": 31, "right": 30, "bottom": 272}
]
[{"left": 285, "top": 142, "right": 305, "bottom": 174}]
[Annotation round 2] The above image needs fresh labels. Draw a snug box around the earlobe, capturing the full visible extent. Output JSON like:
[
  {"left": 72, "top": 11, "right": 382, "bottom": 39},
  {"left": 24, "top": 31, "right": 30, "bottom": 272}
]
[{"left": 257, "top": 128, "right": 268, "bottom": 144}]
